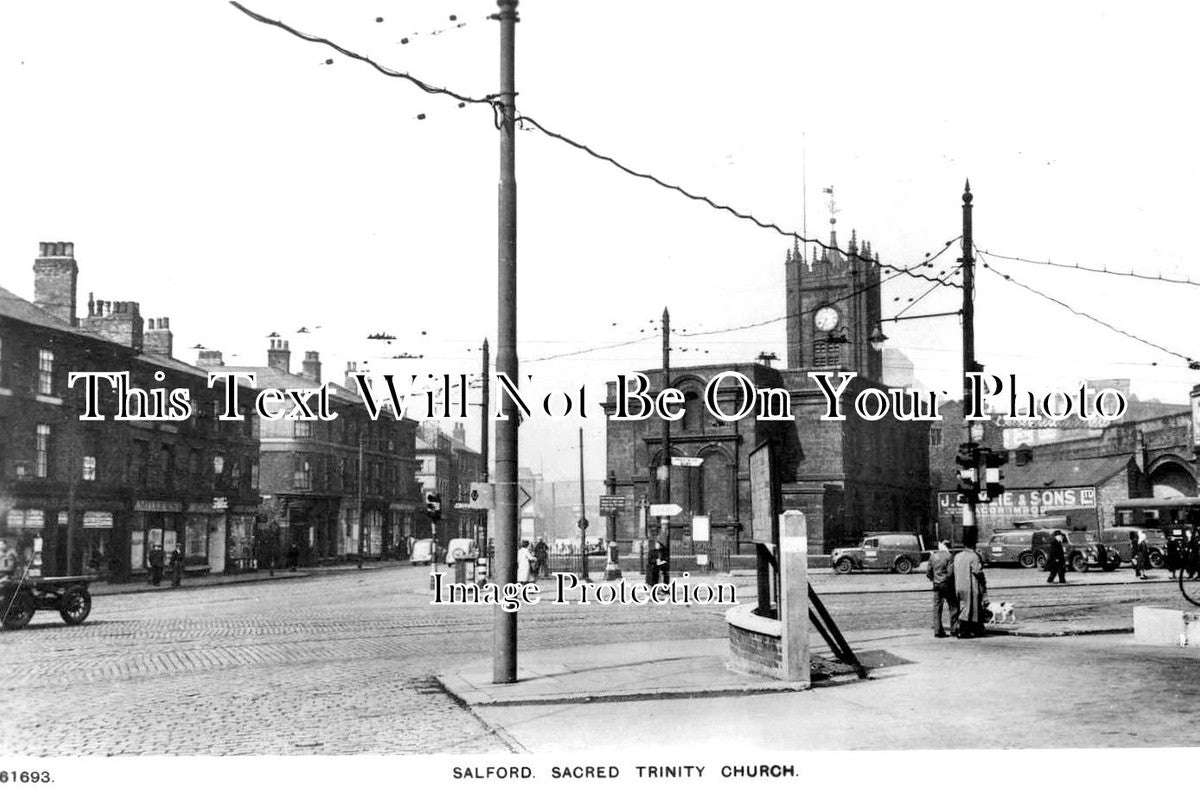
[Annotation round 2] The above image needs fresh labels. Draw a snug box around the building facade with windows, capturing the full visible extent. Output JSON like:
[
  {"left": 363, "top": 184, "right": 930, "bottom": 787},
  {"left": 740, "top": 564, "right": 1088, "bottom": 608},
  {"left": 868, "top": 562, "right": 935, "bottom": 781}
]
[
  {"left": 217, "top": 345, "right": 422, "bottom": 565},
  {"left": 0, "top": 242, "right": 260, "bottom": 581}
]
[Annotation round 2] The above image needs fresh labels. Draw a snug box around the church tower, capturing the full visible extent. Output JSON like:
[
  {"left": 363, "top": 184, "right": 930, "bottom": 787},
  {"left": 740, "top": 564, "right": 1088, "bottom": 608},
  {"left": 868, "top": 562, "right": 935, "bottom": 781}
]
[{"left": 784, "top": 211, "right": 883, "bottom": 381}]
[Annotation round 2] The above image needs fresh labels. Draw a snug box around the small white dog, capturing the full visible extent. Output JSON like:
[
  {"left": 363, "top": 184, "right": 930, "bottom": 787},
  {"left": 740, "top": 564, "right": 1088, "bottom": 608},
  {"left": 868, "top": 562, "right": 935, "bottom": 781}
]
[{"left": 985, "top": 601, "right": 1016, "bottom": 624}]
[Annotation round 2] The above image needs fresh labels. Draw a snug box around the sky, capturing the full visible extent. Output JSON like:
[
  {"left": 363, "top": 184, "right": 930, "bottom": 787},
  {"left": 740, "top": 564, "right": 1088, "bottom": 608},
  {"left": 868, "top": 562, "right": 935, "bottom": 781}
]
[{"left": 2, "top": 1, "right": 1199, "bottom": 482}]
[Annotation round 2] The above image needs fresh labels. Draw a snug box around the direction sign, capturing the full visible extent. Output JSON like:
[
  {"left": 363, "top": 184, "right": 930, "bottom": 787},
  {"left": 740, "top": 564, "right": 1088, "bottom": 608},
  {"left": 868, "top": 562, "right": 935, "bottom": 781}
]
[
  {"left": 649, "top": 503, "right": 683, "bottom": 517},
  {"left": 671, "top": 456, "right": 704, "bottom": 468},
  {"left": 519, "top": 484, "right": 533, "bottom": 510}
]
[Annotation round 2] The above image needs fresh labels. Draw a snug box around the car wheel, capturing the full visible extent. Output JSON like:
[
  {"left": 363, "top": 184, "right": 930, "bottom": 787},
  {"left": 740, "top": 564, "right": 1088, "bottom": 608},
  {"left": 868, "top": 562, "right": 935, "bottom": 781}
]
[
  {"left": 1018, "top": 552, "right": 1036, "bottom": 569},
  {"left": 834, "top": 559, "right": 854, "bottom": 575},
  {"left": 1071, "top": 554, "right": 1087, "bottom": 573},
  {"left": 1035, "top": 552, "right": 1047, "bottom": 570},
  {"left": 59, "top": 588, "right": 92, "bottom": 626},
  {"left": 894, "top": 558, "right": 913, "bottom": 575},
  {"left": 1102, "top": 560, "right": 1119, "bottom": 572},
  {"left": 1149, "top": 550, "right": 1164, "bottom": 570},
  {"left": 2, "top": 591, "right": 35, "bottom": 631}
]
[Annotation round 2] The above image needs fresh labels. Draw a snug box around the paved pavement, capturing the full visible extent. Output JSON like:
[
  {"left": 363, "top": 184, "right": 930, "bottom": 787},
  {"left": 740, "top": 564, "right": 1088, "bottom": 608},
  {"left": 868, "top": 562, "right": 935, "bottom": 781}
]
[
  {"left": 465, "top": 630, "right": 1200, "bottom": 751},
  {"left": 3, "top": 564, "right": 1198, "bottom": 755}
]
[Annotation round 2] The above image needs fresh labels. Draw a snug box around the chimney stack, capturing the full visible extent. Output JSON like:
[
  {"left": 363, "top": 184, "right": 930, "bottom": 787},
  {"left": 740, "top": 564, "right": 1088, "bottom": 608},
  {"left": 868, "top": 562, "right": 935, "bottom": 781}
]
[
  {"left": 80, "top": 295, "right": 144, "bottom": 352},
  {"left": 196, "top": 350, "right": 225, "bottom": 369},
  {"left": 301, "top": 351, "right": 322, "bottom": 383},
  {"left": 267, "top": 338, "right": 291, "bottom": 373},
  {"left": 33, "top": 241, "right": 79, "bottom": 326},
  {"left": 143, "top": 317, "right": 173, "bottom": 359},
  {"left": 345, "top": 361, "right": 360, "bottom": 393},
  {"left": 452, "top": 422, "right": 466, "bottom": 443}
]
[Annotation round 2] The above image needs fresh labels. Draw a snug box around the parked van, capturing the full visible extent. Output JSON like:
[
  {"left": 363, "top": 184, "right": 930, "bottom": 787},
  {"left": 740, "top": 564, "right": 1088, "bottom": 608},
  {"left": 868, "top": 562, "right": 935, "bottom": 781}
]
[
  {"left": 832, "top": 532, "right": 929, "bottom": 575},
  {"left": 1096, "top": 526, "right": 1168, "bottom": 570},
  {"left": 980, "top": 530, "right": 1036, "bottom": 568}
]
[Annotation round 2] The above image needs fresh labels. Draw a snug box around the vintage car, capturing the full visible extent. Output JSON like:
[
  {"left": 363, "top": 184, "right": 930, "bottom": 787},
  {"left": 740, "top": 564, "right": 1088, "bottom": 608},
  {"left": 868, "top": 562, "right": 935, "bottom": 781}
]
[
  {"left": 1030, "top": 529, "right": 1113, "bottom": 572},
  {"left": 980, "top": 530, "right": 1037, "bottom": 568},
  {"left": 1095, "top": 526, "right": 1168, "bottom": 570},
  {"left": 832, "top": 533, "right": 930, "bottom": 575}
]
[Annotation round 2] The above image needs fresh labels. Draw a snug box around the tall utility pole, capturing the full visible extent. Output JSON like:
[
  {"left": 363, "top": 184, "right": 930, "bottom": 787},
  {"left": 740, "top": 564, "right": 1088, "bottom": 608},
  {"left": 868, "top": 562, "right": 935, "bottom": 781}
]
[
  {"left": 479, "top": 338, "right": 490, "bottom": 565},
  {"left": 493, "top": 0, "right": 519, "bottom": 685},
  {"left": 659, "top": 307, "right": 671, "bottom": 550},
  {"left": 960, "top": 180, "right": 978, "bottom": 546},
  {"left": 578, "top": 427, "right": 589, "bottom": 581}
]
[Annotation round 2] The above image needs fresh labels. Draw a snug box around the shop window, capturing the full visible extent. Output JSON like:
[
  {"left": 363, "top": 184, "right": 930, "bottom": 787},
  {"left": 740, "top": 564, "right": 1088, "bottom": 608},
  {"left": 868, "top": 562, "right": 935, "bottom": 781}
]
[
  {"left": 929, "top": 426, "right": 943, "bottom": 447},
  {"left": 35, "top": 423, "right": 51, "bottom": 478},
  {"left": 294, "top": 420, "right": 313, "bottom": 438},
  {"left": 37, "top": 349, "right": 54, "bottom": 395}
]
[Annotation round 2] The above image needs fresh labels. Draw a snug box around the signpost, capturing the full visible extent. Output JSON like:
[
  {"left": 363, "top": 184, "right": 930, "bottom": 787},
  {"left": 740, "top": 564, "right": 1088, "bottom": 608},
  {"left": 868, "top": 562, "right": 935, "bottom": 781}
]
[
  {"left": 671, "top": 456, "right": 703, "bottom": 468},
  {"left": 649, "top": 503, "right": 683, "bottom": 518},
  {"left": 599, "top": 495, "right": 626, "bottom": 516}
]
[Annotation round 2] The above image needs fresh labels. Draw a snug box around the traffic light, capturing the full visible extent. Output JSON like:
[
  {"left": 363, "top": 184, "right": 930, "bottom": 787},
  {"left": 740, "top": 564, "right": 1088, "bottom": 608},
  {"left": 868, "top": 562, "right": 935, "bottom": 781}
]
[
  {"left": 981, "top": 447, "right": 1008, "bottom": 502},
  {"left": 955, "top": 442, "right": 980, "bottom": 504},
  {"left": 424, "top": 491, "right": 442, "bottom": 521}
]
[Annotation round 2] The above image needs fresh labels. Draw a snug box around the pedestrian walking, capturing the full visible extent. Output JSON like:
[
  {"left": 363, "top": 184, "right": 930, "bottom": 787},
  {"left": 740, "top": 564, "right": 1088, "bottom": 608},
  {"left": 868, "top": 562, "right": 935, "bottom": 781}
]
[
  {"left": 1166, "top": 535, "right": 1183, "bottom": 580},
  {"left": 533, "top": 538, "right": 548, "bottom": 579},
  {"left": 926, "top": 540, "right": 958, "bottom": 638},
  {"left": 169, "top": 545, "right": 184, "bottom": 588},
  {"left": 147, "top": 544, "right": 165, "bottom": 586},
  {"left": 953, "top": 530, "right": 987, "bottom": 639},
  {"left": 516, "top": 540, "right": 533, "bottom": 584},
  {"left": 1131, "top": 531, "right": 1150, "bottom": 579},
  {"left": 1046, "top": 532, "right": 1067, "bottom": 584},
  {"left": 288, "top": 541, "right": 300, "bottom": 572}
]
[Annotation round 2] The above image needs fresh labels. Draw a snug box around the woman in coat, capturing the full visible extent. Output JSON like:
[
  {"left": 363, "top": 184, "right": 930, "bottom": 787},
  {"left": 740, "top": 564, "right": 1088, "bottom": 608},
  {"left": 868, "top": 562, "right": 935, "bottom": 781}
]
[
  {"left": 1135, "top": 531, "right": 1151, "bottom": 579},
  {"left": 516, "top": 540, "right": 533, "bottom": 584},
  {"left": 953, "top": 531, "right": 987, "bottom": 638}
]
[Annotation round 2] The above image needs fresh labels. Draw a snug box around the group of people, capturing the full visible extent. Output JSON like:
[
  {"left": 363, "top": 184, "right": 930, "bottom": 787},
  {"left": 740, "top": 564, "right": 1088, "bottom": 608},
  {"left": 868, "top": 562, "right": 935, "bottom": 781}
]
[
  {"left": 926, "top": 533, "right": 988, "bottom": 639},
  {"left": 515, "top": 539, "right": 550, "bottom": 583},
  {"left": 1166, "top": 529, "right": 1200, "bottom": 580},
  {"left": 146, "top": 544, "right": 185, "bottom": 588}
]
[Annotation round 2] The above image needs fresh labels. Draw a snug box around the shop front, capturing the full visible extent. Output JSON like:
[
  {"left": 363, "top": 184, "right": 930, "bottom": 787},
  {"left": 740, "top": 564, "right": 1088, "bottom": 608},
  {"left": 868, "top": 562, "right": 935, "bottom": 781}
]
[{"left": 129, "top": 499, "right": 184, "bottom": 576}]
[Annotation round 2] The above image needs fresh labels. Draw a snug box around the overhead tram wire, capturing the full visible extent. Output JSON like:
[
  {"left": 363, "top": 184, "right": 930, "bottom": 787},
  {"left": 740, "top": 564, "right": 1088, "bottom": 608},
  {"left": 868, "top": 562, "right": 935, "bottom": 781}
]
[
  {"left": 977, "top": 249, "right": 1200, "bottom": 289},
  {"left": 679, "top": 235, "right": 963, "bottom": 339},
  {"left": 975, "top": 246, "right": 1198, "bottom": 368}
]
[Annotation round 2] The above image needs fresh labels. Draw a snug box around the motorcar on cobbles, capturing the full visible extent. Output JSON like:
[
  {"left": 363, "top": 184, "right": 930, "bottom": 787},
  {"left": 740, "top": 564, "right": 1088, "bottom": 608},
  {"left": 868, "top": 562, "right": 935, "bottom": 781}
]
[
  {"left": 1031, "top": 529, "right": 1114, "bottom": 572},
  {"left": 980, "top": 530, "right": 1038, "bottom": 568},
  {"left": 832, "top": 533, "right": 930, "bottom": 575},
  {"left": 1096, "top": 526, "right": 1168, "bottom": 570}
]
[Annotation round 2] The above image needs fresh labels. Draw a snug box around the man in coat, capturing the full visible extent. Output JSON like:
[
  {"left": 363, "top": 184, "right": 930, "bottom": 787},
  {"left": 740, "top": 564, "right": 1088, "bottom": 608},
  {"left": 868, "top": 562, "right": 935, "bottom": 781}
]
[
  {"left": 1046, "top": 533, "right": 1067, "bottom": 584},
  {"left": 926, "top": 540, "right": 957, "bottom": 638},
  {"left": 953, "top": 531, "right": 986, "bottom": 638},
  {"left": 147, "top": 544, "right": 165, "bottom": 586}
]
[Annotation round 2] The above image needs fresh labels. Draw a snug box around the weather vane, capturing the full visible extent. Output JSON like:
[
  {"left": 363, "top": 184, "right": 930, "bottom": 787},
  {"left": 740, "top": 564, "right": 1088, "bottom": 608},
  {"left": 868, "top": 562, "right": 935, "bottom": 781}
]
[{"left": 823, "top": 186, "right": 839, "bottom": 225}]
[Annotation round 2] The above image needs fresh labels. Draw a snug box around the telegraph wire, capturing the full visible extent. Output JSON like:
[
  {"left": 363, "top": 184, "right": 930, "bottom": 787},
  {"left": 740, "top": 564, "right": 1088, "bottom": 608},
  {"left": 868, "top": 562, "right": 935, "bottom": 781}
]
[
  {"left": 893, "top": 265, "right": 962, "bottom": 319},
  {"left": 516, "top": 114, "right": 960, "bottom": 288},
  {"left": 977, "top": 249, "right": 1200, "bottom": 289},
  {"left": 230, "top": 4, "right": 961, "bottom": 290},
  {"left": 975, "top": 248, "right": 1197, "bottom": 367},
  {"left": 229, "top": 3, "right": 501, "bottom": 114}
]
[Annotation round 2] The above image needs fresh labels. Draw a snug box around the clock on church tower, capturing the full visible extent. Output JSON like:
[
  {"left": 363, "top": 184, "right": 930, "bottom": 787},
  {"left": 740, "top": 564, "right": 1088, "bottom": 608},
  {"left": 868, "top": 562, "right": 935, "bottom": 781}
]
[{"left": 783, "top": 220, "right": 883, "bottom": 380}]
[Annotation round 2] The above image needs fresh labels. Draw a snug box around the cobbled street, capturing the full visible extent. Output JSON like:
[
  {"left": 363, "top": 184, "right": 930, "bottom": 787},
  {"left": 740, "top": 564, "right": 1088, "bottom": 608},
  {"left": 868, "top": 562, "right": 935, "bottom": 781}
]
[{"left": 1, "top": 564, "right": 1193, "bottom": 755}]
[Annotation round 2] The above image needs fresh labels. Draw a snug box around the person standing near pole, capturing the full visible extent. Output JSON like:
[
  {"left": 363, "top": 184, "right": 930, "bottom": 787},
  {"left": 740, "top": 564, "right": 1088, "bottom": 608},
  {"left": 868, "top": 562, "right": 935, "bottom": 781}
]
[
  {"left": 953, "top": 530, "right": 986, "bottom": 638},
  {"left": 169, "top": 545, "right": 184, "bottom": 589},
  {"left": 926, "top": 540, "right": 957, "bottom": 637}
]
